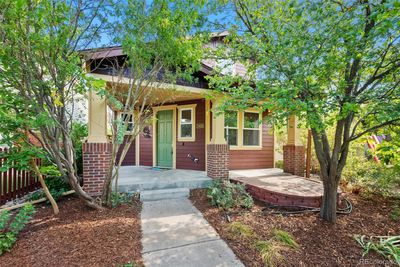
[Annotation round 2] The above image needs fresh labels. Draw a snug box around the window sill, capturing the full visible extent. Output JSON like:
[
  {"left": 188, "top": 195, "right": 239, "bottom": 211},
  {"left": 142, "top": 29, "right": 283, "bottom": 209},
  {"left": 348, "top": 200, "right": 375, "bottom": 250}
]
[
  {"left": 229, "top": 146, "right": 262, "bottom": 151},
  {"left": 178, "top": 137, "right": 196, "bottom": 142}
]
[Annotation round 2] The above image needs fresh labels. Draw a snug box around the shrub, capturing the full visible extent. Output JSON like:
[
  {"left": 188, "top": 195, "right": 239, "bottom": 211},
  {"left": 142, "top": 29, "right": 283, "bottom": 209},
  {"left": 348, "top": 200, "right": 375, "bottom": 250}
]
[
  {"left": 0, "top": 204, "right": 35, "bottom": 255},
  {"left": 71, "top": 122, "right": 88, "bottom": 176},
  {"left": 110, "top": 192, "right": 135, "bottom": 208},
  {"left": 342, "top": 152, "right": 400, "bottom": 198},
  {"left": 275, "top": 160, "right": 283, "bottom": 169},
  {"left": 29, "top": 165, "right": 71, "bottom": 201},
  {"left": 355, "top": 235, "right": 400, "bottom": 265},
  {"left": 207, "top": 179, "right": 254, "bottom": 210}
]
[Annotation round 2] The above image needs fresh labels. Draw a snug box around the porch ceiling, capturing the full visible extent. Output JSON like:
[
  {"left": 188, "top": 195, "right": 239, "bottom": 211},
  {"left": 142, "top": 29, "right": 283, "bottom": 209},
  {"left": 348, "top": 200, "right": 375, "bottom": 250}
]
[{"left": 90, "top": 73, "right": 210, "bottom": 107}]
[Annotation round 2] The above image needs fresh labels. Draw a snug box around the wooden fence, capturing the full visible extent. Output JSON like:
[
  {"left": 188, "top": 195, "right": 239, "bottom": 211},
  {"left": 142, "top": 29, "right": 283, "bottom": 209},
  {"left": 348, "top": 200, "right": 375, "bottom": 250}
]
[{"left": 0, "top": 148, "right": 41, "bottom": 205}]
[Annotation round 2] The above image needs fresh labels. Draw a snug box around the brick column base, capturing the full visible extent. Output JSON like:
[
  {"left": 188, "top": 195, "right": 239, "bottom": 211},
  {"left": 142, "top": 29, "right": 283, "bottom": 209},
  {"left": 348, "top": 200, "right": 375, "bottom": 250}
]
[
  {"left": 283, "top": 145, "right": 305, "bottom": 177},
  {"left": 207, "top": 144, "right": 229, "bottom": 179},
  {"left": 83, "top": 142, "right": 112, "bottom": 196}
]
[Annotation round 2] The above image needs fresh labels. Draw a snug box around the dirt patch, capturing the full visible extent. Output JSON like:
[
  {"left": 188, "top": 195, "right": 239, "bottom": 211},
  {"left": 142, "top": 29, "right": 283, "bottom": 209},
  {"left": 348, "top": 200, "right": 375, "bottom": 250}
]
[
  {"left": 0, "top": 196, "right": 143, "bottom": 267},
  {"left": 190, "top": 189, "right": 399, "bottom": 267}
]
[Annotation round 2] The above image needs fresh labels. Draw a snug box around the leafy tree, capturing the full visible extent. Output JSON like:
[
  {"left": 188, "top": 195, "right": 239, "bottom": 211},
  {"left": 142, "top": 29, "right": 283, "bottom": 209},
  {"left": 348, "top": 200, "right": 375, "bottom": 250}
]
[
  {"left": 209, "top": 0, "right": 400, "bottom": 222},
  {"left": 92, "top": 0, "right": 207, "bottom": 204},
  {"left": 0, "top": 87, "right": 59, "bottom": 215},
  {"left": 0, "top": 0, "right": 112, "bottom": 209}
]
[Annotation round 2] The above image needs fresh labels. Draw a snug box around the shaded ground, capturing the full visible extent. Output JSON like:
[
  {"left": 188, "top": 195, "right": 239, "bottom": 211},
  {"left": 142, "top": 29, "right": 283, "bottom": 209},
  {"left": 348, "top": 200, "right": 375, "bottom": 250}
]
[
  {"left": 0, "top": 196, "right": 143, "bottom": 267},
  {"left": 190, "top": 189, "right": 400, "bottom": 267}
]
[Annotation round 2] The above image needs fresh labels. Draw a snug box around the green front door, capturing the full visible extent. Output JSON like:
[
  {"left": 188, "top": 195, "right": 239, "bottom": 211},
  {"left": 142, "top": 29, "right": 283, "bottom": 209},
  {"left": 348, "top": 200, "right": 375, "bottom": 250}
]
[{"left": 157, "top": 110, "right": 173, "bottom": 168}]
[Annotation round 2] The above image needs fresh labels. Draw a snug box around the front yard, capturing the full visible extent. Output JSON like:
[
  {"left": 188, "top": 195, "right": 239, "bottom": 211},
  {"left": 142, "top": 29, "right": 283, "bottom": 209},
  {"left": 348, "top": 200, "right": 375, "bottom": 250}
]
[
  {"left": 191, "top": 189, "right": 400, "bottom": 267},
  {"left": 0, "top": 197, "right": 143, "bottom": 267}
]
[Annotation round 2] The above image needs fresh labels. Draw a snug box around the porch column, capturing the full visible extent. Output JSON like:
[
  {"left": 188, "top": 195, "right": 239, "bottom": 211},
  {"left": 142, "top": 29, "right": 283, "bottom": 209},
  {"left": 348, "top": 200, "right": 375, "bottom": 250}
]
[
  {"left": 87, "top": 90, "right": 108, "bottom": 143},
  {"left": 207, "top": 98, "right": 229, "bottom": 179},
  {"left": 283, "top": 115, "right": 305, "bottom": 176},
  {"left": 83, "top": 90, "right": 111, "bottom": 196}
]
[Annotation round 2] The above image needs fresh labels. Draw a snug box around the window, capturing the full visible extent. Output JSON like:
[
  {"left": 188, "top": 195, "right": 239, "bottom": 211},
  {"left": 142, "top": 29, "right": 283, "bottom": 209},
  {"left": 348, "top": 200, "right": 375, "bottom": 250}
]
[
  {"left": 243, "top": 112, "right": 261, "bottom": 146},
  {"left": 223, "top": 110, "right": 262, "bottom": 149},
  {"left": 178, "top": 104, "right": 196, "bottom": 141},
  {"left": 224, "top": 111, "right": 238, "bottom": 146},
  {"left": 121, "top": 112, "right": 134, "bottom": 132}
]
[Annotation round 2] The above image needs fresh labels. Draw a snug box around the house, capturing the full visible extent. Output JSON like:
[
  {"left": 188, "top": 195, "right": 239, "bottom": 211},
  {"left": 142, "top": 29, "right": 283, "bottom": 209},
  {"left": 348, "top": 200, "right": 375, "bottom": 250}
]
[{"left": 81, "top": 34, "right": 305, "bottom": 196}]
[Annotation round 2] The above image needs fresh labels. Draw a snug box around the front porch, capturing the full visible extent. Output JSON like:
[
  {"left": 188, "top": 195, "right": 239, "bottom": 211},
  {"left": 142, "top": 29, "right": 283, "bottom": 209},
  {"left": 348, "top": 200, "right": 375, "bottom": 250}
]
[
  {"left": 116, "top": 166, "right": 212, "bottom": 192},
  {"left": 114, "top": 166, "right": 328, "bottom": 208}
]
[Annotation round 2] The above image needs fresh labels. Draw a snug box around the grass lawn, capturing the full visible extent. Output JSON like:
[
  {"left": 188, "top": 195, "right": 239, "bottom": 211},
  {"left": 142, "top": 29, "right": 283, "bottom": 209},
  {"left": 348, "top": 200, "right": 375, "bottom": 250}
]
[
  {"left": 0, "top": 196, "right": 143, "bottom": 267},
  {"left": 191, "top": 189, "right": 400, "bottom": 267}
]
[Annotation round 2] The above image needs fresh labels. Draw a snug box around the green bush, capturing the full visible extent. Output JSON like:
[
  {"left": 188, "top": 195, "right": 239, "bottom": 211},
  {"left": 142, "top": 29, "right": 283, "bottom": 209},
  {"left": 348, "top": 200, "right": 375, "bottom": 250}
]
[
  {"left": 0, "top": 204, "right": 35, "bottom": 255},
  {"left": 342, "top": 151, "right": 400, "bottom": 198},
  {"left": 29, "top": 165, "right": 71, "bottom": 201},
  {"left": 207, "top": 179, "right": 254, "bottom": 210},
  {"left": 110, "top": 192, "right": 135, "bottom": 208},
  {"left": 275, "top": 160, "right": 283, "bottom": 169},
  {"left": 71, "top": 122, "right": 88, "bottom": 176}
]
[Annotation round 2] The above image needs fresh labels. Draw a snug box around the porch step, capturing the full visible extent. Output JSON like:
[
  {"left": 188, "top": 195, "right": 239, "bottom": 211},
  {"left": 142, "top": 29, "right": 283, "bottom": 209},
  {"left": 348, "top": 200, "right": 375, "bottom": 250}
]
[
  {"left": 118, "top": 177, "right": 212, "bottom": 192},
  {"left": 140, "top": 188, "right": 190, "bottom": 201}
]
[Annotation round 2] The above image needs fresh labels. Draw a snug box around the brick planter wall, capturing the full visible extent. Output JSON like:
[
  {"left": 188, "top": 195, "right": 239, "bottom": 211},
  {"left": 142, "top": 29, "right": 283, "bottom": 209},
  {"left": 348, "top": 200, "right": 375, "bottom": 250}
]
[
  {"left": 83, "top": 142, "right": 112, "bottom": 196},
  {"left": 207, "top": 144, "right": 229, "bottom": 179},
  {"left": 283, "top": 145, "right": 305, "bottom": 177}
]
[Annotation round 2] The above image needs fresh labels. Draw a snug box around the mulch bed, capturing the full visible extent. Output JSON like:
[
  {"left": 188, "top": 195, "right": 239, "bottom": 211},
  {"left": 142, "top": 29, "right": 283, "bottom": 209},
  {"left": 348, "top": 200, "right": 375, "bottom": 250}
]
[
  {"left": 0, "top": 196, "right": 143, "bottom": 267},
  {"left": 190, "top": 189, "right": 400, "bottom": 267}
]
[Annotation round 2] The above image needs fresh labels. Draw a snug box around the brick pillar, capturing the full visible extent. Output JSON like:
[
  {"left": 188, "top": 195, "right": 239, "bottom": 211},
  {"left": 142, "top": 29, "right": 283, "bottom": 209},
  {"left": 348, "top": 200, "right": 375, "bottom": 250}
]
[
  {"left": 83, "top": 142, "right": 112, "bottom": 196},
  {"left": 283, "top": 145, "right": 305, "bottom": 177},
  {"left": 207, "top": 144, "right": 229, "bottom": 179}
]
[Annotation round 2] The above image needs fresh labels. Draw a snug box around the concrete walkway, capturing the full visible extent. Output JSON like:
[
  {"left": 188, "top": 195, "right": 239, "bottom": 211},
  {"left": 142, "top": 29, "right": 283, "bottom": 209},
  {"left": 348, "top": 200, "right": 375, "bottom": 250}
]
[{"left": 141, "top": 199, "right": 244, "bottom": 267}]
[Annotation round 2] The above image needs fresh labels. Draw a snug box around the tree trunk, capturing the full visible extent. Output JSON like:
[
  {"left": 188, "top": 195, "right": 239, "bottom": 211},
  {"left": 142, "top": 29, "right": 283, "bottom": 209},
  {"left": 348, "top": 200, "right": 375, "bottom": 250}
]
[
  {"left": 31, "top": 159, "right": 59, "bottom": 215},
  {"left": 320, "top": 176, "right": 339, "bottom": 223},
  {"left": 67, "top": 172, "right": 104, "bottom": 209}
]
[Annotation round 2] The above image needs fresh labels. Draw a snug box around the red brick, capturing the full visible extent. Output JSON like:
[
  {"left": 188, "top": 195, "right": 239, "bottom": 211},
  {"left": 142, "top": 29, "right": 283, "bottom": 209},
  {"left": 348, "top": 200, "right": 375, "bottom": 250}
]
[{"left": 82, "top": 142, "right": 112, "bottom": 196}]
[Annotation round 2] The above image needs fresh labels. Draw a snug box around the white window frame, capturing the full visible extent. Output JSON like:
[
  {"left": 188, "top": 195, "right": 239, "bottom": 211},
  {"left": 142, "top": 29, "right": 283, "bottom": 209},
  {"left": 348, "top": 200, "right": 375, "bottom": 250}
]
[
  {"left": 224, "top": 110, "right": 239, "bottom": 148},
  {"left": 224, "top": 109, "right": 263, "bottom": 150},
  {"left": 242, "top": 110, "right": 262, "bottom": 148},
  {"left": 120, "top": 112, "right": 134, "bottom": 134},
  {"left": 177, "top": 104, "right": 196, "bottom": 142}
]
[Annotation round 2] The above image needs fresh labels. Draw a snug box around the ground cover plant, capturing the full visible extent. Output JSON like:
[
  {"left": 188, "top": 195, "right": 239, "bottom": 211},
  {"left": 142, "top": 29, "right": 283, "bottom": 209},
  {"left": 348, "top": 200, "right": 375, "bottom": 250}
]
[
  {"left": 0, "top": 205, "right": 35, "bottom": 255},
  {"left": 355, "top": 235, "right": 400, "bottom": 265}
]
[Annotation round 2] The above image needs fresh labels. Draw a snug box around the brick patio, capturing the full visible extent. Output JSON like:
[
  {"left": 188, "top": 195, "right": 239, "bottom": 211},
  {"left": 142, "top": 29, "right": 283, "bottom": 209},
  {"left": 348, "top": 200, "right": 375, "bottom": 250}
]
[{"left": 230, "top": 168, "right": 340, "bottom": 208}]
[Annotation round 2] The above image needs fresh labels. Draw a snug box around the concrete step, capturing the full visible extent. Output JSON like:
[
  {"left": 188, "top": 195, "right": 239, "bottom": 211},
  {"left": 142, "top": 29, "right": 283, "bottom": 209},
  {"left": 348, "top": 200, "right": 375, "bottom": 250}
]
[
  {"left": 118, "top": 177, "right": 212, "bottom": 192},
  {"left": 140, "top": 188, "right": 190, "bottom": 201}
]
